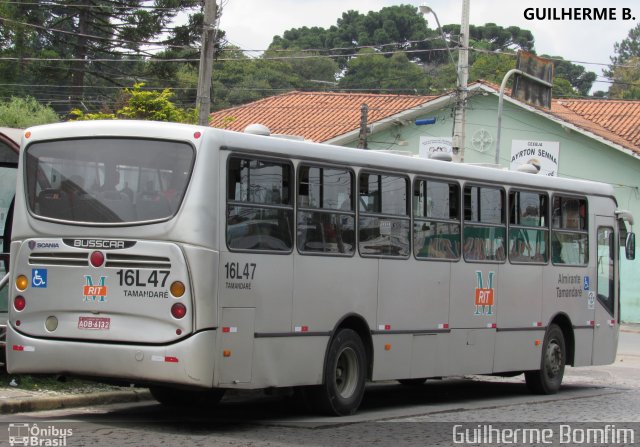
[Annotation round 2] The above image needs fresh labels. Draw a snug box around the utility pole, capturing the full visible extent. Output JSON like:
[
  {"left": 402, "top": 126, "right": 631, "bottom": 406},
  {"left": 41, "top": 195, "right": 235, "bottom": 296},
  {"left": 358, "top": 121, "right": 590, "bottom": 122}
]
[
  {"left": 357, "top": 104, "right": 369, "bottom": 149},
  {"left": 196, "top": 0, "right": 218, "bottom": 126},
  {"left": 452, "top": 0, "right": 470, "bottom": 162}
]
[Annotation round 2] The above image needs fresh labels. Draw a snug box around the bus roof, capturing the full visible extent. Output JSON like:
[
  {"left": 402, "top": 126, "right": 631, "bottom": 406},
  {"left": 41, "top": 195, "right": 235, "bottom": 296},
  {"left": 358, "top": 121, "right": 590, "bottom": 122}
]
[{"left": 24, "top": 120, "right": 616, "bottom": 200}]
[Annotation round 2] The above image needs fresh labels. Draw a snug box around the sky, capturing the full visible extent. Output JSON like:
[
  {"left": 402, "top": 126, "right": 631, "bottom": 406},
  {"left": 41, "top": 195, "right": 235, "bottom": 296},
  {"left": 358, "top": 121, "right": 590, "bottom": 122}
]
[{"left": 217, "top": 0, "right": 639, "bottom": 94}]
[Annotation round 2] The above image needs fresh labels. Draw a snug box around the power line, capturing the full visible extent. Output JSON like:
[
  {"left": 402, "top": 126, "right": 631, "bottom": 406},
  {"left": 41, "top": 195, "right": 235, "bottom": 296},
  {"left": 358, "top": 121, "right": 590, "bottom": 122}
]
[{"left": 1, "top": 1, "right": 193, "bottom": 11}]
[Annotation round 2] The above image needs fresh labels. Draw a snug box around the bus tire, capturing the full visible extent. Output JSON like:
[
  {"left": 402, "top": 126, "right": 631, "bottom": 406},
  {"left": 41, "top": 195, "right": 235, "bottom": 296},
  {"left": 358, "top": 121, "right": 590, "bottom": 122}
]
[
  {"left": 307, "top": 328, "right": 367, "bottom": 416},
  {"left": 150, "top": 386, "right": 225, "bottom": 408},
  {"left": 525, "top": 324, "right": 565, "bottom": 394}
]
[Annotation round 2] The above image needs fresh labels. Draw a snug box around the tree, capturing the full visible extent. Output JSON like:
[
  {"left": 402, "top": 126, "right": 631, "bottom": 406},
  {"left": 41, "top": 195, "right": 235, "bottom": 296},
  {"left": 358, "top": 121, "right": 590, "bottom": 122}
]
[
  {"left": 606, "top": 56, "right": 640, "bottom": 100},
  {"left": 70, "top": 83, "right": 196, "bottom": 123},
  {"left": 606, "top": 24, "right": 640, "bottom": 98},
  {"left": 469, "top": 52, "right": 516, "bottom": 85},
  {"left": 269, "top": 5, "right": 441, "bottom": 70},
  {"left": 0, "top": 97, "right": 59, "bottom": 127},
  {"left": 0, "top": 1, "right": 202, "bottom": 113},
  {"left": 542, "top": 56, "right": 596, "bottom": 97},
  {"left": 338, "top": 49, "right": 432, "bottom": 94},
  {"left": 609, "top": 23, "right": 640, "bottom": 67},
  {"left": 444, "top": 23, "right": 534, "bottom": 52}
]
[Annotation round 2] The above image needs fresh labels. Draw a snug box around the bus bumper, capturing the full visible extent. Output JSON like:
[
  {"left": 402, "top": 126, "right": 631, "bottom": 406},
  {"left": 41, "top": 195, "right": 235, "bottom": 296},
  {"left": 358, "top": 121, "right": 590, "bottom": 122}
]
[{"left": 6, "top": 325, "right": 216, "bottom": 388}]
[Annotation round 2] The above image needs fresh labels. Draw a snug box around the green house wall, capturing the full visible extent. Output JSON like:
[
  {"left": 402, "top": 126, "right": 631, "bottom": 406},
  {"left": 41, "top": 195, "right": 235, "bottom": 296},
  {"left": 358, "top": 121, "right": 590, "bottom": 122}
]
[{"left": 344, "top": 94, "right": 640, "bottom": 322}]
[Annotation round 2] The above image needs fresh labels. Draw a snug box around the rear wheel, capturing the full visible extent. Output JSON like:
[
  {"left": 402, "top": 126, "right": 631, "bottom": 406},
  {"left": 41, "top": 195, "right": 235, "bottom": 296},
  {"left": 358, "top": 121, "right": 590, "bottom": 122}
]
[
  {"left": 150, "top": 386, "right": 225, "bottom": 408},
  {"left": 525, "top": 324, "right": 565, "bottom": 394},
  {"left": 306, "top": 328, "right": 367, "bottom": 416}
]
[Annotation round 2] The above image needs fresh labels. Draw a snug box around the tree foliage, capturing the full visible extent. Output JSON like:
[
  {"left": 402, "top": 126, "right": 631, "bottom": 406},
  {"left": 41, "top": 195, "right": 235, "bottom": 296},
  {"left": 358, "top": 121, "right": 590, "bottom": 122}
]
[
  {"left": 0, "top": 1, "right": 202, "bottom": 114},
  {"left": 0, "top": 97, "right": 59, "bottom": 127},
  {"left": 338, "top": 49, "right": 432, "bottom": 94},
  {"left": 70, "top": 83, "right": 196, "bottom": 122},
  {"left": 606, "top": 24, "right": 640, "bottom": 98},
  {"left": 606, "top": 56, "right": 640, "bottom": 100}
]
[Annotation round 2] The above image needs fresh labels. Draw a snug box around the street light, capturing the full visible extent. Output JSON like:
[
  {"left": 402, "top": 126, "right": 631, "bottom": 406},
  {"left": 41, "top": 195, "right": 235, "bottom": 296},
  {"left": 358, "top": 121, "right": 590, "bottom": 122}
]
[{"left": 419, "top": 4, "right": 459, "bottom": 85}]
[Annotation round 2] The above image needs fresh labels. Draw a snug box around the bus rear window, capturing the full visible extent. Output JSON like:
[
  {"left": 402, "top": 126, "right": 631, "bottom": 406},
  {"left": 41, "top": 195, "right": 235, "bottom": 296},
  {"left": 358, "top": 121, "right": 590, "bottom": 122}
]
[{"left": 25, "top": 138, "right": 194, "bottom": 223}]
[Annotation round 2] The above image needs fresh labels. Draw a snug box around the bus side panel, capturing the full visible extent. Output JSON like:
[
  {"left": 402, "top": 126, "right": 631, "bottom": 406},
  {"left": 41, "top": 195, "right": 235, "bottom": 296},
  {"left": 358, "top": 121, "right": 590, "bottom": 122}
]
[
  {"left": 493, "top": 331, "right": 545, "bottom": 372},
  {"left": 448, "top": 262, "right": 496, "bottom": 375},
  {"left": 216, "top": 307, "right": 255, "bottom": 384},
  {"left": 377, "top": 259, "right": 450, "bottom": 334},
  {"left": 292, "top": 255, "right": 377, "bottom": 334},
  {"left": 250, "top": 337, "right": 328, "bottom": 388},
  {"left": 376, "top": 259, "right": 450, "bottom": 380},
  {"left": 493, "top": 264, "right": 544, "bottom": 372},
  {"left": 542, "top": 265, "right": 594, "bottom": 366}
]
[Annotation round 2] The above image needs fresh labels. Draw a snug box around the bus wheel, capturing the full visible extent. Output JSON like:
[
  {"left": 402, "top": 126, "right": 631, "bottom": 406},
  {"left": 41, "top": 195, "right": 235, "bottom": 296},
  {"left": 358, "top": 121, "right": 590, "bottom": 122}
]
[
  {"left": 150, "top": 386, "right": 225, "bottom": 408},
  {"left": 398, "top": 378, "right": 427, "bottom": 386},
  {"left": 525, "top": 324, "right": 565, "bottom": 394},
  {"left": 307, "top": 328, "right": 367, "bottom": 416}
]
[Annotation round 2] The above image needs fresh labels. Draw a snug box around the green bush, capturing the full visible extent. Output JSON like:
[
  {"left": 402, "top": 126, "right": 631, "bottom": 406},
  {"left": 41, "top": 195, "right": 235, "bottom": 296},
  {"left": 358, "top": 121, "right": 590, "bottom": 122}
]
[{"left": 0, "top": 97, "right": 60, "bottom": 128}]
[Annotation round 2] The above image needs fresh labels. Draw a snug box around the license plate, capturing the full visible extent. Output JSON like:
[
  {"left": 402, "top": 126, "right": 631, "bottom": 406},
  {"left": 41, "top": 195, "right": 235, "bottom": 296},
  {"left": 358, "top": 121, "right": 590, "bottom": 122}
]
[{"left": 78, "top": 316, "right": 111, "bottom": 330}]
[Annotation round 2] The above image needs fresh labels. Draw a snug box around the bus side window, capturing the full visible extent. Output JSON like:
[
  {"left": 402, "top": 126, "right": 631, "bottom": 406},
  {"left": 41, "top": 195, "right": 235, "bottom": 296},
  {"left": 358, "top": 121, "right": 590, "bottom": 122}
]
[
  {"left": 413, "top": 179, "right": 460, "bottom": 260},
  {"left": 508, "top": 190, "right": 549, "bottom": 264},
  {"left": 551, "top": 196, "right": 588, "bottom": 265},
  {"left": 226, "top": 157, "right": 293, "bottom": 252},
  {"left": 297, "top": 165, "right": 355, "bottom": 255},
  {"left": 463, "top": 185, "right": 505, "bottom": 263},
  {"left": 358, "top": 172, "right": 410, "bottom": 258}
]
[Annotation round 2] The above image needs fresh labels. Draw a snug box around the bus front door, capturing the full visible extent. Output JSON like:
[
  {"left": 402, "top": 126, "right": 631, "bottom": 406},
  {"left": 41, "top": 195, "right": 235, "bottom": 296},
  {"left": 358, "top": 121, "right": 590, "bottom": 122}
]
[{"left": 592, "top": 216, "right": 618, "bottom": 365}]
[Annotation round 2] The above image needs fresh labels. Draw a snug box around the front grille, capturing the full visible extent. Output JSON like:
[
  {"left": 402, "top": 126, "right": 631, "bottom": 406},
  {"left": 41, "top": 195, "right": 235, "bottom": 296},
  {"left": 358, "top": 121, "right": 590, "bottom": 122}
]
[
  {"left": 105, "top": 253, "right": 171, "bottom": 269},
  {"left": 29, "top": 252, "right": 89, "bottom": 266}
]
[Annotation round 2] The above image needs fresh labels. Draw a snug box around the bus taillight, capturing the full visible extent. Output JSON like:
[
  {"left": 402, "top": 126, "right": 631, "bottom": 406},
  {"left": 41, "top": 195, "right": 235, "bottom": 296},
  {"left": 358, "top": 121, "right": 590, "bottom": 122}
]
[
  {"left": 14, "top": 296, "right": 26, "bottom": 311},
  {"left": 171, "top": 303, "right": 187, "bottom": 319},
  {"left": 15, "top": 275, "right": 28, "bottom": 291},
  {"left": 90, "top": 251, "right": 105, "bottom": 267}
]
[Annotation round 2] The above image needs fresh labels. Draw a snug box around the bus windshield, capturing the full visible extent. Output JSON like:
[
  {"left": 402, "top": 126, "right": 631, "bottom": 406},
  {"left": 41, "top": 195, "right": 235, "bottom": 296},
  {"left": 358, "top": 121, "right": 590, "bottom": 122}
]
[{"left": 25, "top": 138, "right": 194, "bottom": 224}]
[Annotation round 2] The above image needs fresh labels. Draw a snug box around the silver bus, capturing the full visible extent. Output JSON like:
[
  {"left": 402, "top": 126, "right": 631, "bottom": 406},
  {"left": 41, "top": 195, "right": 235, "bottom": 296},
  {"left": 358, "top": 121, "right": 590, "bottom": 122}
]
[{"left": 6, "top": 120, "right": 635, "bottom": 415}]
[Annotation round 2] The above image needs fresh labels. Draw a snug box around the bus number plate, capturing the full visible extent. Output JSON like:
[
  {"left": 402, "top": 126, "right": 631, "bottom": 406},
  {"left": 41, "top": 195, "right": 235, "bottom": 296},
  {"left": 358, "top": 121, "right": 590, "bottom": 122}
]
[{"left": 78, "top": 316, "right": 111, "bottom": 330}]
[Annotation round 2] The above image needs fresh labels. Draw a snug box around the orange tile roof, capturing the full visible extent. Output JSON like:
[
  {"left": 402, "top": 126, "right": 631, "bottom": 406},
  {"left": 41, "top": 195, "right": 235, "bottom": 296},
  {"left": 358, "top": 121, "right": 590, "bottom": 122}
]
[
  {"left": 550, "top": 99, "right": 640, "bottom": 154},
  {"left": 209, "top": 86, "right": 640, "bottom": 155},
  {"left": 209, "top": 91, "right": 435, "bottom": 142}
]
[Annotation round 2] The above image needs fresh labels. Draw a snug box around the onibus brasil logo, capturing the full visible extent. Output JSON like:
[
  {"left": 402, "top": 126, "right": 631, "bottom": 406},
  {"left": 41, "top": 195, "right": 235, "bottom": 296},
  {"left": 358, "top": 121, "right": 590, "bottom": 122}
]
[
  {"left": 8, "top": 423, "right": 72, "bottom": 446},
  {"left": 474, "top": 271, "right": 495, "bottom": 316}
]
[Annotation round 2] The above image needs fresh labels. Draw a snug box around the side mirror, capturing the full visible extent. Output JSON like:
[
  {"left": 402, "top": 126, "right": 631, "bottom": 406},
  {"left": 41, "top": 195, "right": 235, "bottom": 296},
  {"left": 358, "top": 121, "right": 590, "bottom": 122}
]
[{"left": 626, "top": 232, "right": 636, "bottom": 260}]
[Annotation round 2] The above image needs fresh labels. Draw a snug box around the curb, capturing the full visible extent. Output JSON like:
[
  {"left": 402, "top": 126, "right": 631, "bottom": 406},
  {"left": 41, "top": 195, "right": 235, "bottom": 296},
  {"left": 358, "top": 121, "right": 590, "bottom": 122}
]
[{"left": 0, "top": 389, "right": 152, "bottom": 414}]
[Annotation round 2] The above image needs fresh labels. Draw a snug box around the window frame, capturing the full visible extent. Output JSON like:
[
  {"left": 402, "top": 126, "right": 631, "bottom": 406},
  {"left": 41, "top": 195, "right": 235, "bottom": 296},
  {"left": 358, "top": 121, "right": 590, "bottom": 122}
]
[
  {"left": 551, "top": 194, "right": 589, "bottom": 266},
  {"left": 296, "top": 162, "right": 356, "bottom": 257},
  {"left": 596, "top": 225, "right": 616, "bottom": 317},
  {"left": 462, "top": 183, "right": 507, "bottom": 264},
  {"left": 508, "top": 189, "right": 550, "bottom": 265},
  {"left": 357, "top": 170, "right": 411, "bottom": 259},
  {"left": 412, "top": 177, "right": 461, "bottom": 262},
  {"left": 226, "top": 154, "right": 294, "bottom": 254}
]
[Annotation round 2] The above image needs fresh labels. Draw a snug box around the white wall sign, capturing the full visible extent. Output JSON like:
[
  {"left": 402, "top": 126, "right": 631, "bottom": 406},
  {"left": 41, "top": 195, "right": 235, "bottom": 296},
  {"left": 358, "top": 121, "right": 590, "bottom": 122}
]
[
  {"left": 510, "top": 140, "right": 560, "bottom": 176},
  {"left": 419, "top": 137, "right": 452, "bottom": 159}
]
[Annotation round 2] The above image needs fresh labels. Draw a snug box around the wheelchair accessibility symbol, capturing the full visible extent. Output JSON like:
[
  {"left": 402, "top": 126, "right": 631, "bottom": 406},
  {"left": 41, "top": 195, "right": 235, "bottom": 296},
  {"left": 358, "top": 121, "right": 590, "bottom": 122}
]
[{"left": 31, "top": 269, "right": 48, "bottom": 288}]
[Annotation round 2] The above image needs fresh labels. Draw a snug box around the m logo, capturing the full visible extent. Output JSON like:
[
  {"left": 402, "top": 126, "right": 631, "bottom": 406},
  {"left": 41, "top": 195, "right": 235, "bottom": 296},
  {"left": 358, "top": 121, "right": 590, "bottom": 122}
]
[
  {"left": 84, "top": 275, "right": 108, "bottom": 302},
  {"left": 474, "top": 271, "right": 495, "bottom": 316}
]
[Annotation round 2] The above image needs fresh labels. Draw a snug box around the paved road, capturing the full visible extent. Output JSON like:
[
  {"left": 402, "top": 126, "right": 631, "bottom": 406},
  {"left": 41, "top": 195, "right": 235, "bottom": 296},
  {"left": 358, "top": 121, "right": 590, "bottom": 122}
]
[{"left": 1, "top": 331, "right": 639, "bottom": 446}]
